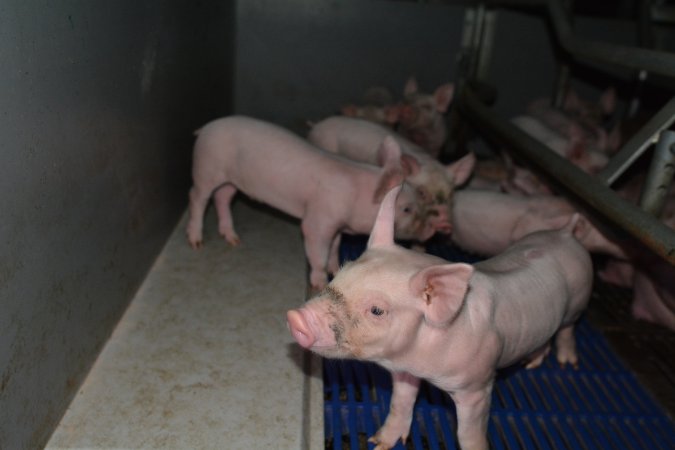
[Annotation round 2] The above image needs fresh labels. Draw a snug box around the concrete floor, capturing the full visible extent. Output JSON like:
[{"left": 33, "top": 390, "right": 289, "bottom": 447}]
[{"left": 46, "top": 200, "right": 323, "bottom": 449}]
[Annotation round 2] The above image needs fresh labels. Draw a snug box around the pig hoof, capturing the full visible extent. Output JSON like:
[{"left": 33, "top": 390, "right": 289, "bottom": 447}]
[
  {"left": 189, "top": 240, "right": 202, "bottom": 250},
  {"left": 558, "top": 361, "right": 579, "bottom": 370},
  {"left": 225, "top": 236, "right": 241, "bottom": 246},
  {"left": 524, "top": 345, "right": 550, "bottom": 369},
  {"left": 556, "top": 354, "right": 579, "bottom": 369},
  {"left": 368, "top": 429, "right": 408, "bottom": 450},
  {"left": 525, "top": 358, "right": 544, "bottom": 370},
  {"left": 367, "top": 436, "right": 395, "bottom": 450}
]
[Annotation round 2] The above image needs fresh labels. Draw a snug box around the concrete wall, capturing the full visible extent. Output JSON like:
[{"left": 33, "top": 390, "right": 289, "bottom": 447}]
[
  {"left": 0, "top": 1, "right": 233, "bottom": 448},
  {"left": 234, "top": 0, "right": 466, "bottom": 133}
]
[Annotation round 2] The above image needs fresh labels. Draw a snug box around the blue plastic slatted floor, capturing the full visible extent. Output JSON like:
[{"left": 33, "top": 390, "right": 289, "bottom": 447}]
[{"left": 323, "top": 234, "right": 675, "bottom": 449}]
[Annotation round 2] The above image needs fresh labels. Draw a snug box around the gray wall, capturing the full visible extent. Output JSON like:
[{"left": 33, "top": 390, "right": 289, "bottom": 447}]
[
  {"left": 0, "top": 1, "right": 233, "bottom": 448},
  {"left": 233, "top": 1, "right": 637, "bottom": 134},
  {"left": 234, "top": 0, "right": 466, "bottom": 133}
]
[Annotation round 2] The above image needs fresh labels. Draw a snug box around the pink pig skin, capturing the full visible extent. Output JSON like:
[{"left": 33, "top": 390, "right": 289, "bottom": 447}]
[
  {"left": 452, "top": 190, "right": 628, "bottom": 259},
  {"left": 287, "top": 186, "right": 593, "bottom": 450},
  {"left": 397, "top": 77, "right": 454, "bottom": 158},
  {"left": 511, "top": 115, "right": 609, "bottom": 174},
  {"left": 186, "top": 116, "right": 439, "bottom": 290},
  {"left": 631, "top": 264, "right": 675, "bottom": 331},
  {"left": 308, "top": 116, "right": 475, "bottom": 233},
  {"left": 563, "top": 87, "right": 617, "bottom": 130},
  {"left": 341, "top": 103, "right": 401, "bottom": 128},
  {"left": 527, "top": 98, "right": 622, "bottom": 156}
]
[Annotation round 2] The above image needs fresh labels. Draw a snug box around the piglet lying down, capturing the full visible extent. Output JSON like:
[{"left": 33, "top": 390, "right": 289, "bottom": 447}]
[{"left": 287, "top": 186, "right": 592, "bottom": 450}]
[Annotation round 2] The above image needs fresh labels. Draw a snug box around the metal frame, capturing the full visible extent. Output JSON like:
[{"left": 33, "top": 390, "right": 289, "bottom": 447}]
[
  {"left": 451, "top": 0, "right": 675, "bottom": 264},
  {"left": 458, "top": 88, "right": 675, "bottom": 264}
]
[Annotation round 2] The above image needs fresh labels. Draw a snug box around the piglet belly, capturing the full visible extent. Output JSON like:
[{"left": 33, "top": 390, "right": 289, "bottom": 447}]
[{"left": 231, "top": 169, "right": 313, "bottom": 219}]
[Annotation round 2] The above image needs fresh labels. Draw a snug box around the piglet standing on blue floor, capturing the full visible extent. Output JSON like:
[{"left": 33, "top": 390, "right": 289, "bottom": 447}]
[{"left": 287, "top": 185, "right": 593, "bottom": 450}]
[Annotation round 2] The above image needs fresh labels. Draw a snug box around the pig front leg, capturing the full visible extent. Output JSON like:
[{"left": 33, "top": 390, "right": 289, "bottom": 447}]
[
  {"left": 301, "top": 217, "right": 339, "bottom": 291},
  {"left": 213, "top": 184, "right": 241, "bottom": 246},
  {"left": 369, "top": 371, "right": 420, "bottom": 450},
  {"left": 326, "top": 233, "right": 342, "bottom": 278},
  {"left": 450, "top": 382, "right": 493, "bottom": 450}
]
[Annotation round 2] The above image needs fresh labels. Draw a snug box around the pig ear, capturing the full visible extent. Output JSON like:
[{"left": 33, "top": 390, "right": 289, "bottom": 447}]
[
  {"left": 434, "top": 83, "right": 455, "bottom": 113},
  {"left": 404, "top": 76, "right": 419, "bottom": 96},
  {"left": 410, "top": 263, "right": 473, "bottom": 327},
  {"left": 367, "top": 185, "right": 401, "bottom": 248},
  {"left": 373, "top": 168, "right": 407, "bottom": 203},
  {"left": 376, "top": 136, "right": 402, "bottom": 166},
  {"left": 401, "top": 154, "right": 421, "bottom": 176},
  {"left": 445, "top": 152, "right": 476, "bottom": 187},
  {"left": 374, "top": 142, "right": 407, "bottom": 202}
]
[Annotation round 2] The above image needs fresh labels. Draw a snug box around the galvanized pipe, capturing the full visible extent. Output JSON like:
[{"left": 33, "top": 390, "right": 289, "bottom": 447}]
[
  {"left": 599, "top": 96, "right": 675, "bottom": 186},
  {"left": 458, "top": 88, "right": 675, "bottom": 265},
  {"left": 639, "top": 130, "right": 675, "bottom": 218},
  {"left": 475, "top": 0, "right": 675, "bottom": 79}
]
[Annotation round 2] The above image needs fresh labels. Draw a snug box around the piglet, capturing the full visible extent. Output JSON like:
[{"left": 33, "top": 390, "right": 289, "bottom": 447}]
[
  {"left": 527, "top": 97, "right": 622, "bottom": 156},
  {"left": 287, "top": 185, "right": 593, "bottom": 450},
  {"left": 308, "top": 116, "right": 475, "bottom": 233},
  {"left": 631, "top": 263, "right": 675, "bottom": 331},
  {"left": 187, "top": 116, "right": 439, "bottom": 290},
  {"left": 397, "top": 77, "right": 454, "bottom": 158},
  {"left": 511, "top": 115, "right": 609, "bottom": 174},
  {"left": 451, "top": 189, "right": 628, "bottom": 260}
]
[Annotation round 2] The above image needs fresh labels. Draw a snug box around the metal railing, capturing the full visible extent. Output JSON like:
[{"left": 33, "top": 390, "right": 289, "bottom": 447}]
[{"left": 453, "top": 0, "right": 675, "bottom": 264}]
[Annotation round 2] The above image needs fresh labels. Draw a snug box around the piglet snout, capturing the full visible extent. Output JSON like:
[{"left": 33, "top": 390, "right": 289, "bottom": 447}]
[
  {"left": 430, "top": 205, "right": 453, "bottom": 235},
  {"left": 287, "top": 309, "right": 316, "bottom": 349}
]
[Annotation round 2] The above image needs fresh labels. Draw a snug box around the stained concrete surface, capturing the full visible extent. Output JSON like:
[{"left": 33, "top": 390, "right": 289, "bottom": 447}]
[{"left": 46, "top": 199, "right": 323, "bottom": 449}]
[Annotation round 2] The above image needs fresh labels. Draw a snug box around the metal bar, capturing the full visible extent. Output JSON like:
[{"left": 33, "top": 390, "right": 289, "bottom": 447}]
[
  {"left": 458, "top": 87, "right": 675, "bottom": 265},
  {"left": 599, "top": 96, "right": 675, "bottom": 185},
  {"left": 551, "top": 0, "right": 572, "bottom": 109},
  {"left": 545, "top": 0, "right": 675, "bottom": 78},
  {"left": 472, "top": 0, "right": 675, "bottom": 79},
  {"left": 639, "top": 130, "right": 675, "bottom": 217}
]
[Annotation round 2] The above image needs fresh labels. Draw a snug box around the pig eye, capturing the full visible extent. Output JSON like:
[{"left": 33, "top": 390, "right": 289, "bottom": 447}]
[
  {"left": 402, "top": 206, "right": 411, "bottom": 214},
  {"left": 370, "top": 306, "right": 385, "bottom": 316}
]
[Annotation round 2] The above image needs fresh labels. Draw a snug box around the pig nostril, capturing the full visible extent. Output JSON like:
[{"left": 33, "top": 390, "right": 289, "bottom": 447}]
[{"left": 286, "top": 310, "right": 316, "bottom": 349}]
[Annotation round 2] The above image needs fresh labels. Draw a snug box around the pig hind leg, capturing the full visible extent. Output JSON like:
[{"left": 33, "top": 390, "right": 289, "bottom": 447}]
[
  {"left": 187, "top": 185, "right": 213, "bottom": 249},
  {"left": 213, "top": 184, "right": 240, "bottom": 246},
  {"left": 554, "top": 324, "right": 579, "bottom": 368}
]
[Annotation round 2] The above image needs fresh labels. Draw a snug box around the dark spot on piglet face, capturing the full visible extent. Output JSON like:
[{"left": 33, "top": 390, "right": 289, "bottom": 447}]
[
  {"left": 330, "top": 322, "right": 344, "bottom": 346},
  {"left": 320, "top": 285, "right": 345, "bottom": 305},
  {"left": 436, "top": 190, "right": 449, "bottom": 205}
]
